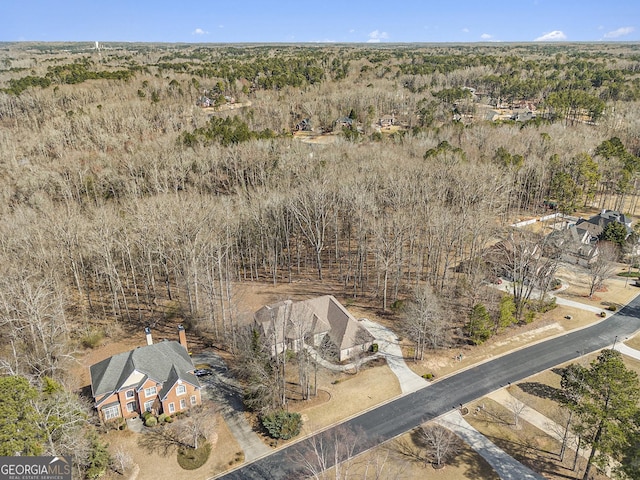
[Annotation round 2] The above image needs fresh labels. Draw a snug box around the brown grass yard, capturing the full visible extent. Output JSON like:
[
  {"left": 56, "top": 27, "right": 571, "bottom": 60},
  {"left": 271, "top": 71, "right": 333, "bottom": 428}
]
[
  {"left": 321, "top": 431, "right": 501, "bottom": 480},
  {"left": 465, "top": 398, "right": 610, "bottom": 480},
  {"left": 101, "top": 409, "right": 242, "bottom": 480}
]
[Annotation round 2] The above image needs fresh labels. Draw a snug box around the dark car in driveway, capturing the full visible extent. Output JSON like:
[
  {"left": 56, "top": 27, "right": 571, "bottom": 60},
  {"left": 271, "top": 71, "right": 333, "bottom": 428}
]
[{"left": 194, "top": 368, "right": 214, "bottom": 377}]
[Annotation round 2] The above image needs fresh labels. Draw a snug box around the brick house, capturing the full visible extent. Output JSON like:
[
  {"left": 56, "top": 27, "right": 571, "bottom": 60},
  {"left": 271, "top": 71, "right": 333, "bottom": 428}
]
[{"left": 89, "top": 325, "right": 202, "bottom": 423}]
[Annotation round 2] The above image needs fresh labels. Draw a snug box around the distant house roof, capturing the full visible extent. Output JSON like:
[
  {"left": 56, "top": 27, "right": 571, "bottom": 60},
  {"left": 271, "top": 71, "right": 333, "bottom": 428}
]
[
  {"left": 90, "top": 341, "right": 199, "bottom": 400},
  {"left": 335, "top": 117, "right": 353, "bottom": 125},
  {"left": 575, "top": 210, "right": 632, "bottom": 238},
  {"left": 546, "top": 225, "right": 599, "bottom": 261}
]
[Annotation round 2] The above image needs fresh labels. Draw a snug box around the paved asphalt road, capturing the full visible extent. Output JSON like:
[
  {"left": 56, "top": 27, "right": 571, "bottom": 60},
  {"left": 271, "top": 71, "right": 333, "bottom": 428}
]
[{"left": 217, "top": 296, "right": 640, "bottom": 480}]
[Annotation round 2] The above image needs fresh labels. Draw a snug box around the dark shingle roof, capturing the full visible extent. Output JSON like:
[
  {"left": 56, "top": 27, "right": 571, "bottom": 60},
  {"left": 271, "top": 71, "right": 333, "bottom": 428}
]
[{"left": 90, "top": 341, "right": 199, "bottom": 398}]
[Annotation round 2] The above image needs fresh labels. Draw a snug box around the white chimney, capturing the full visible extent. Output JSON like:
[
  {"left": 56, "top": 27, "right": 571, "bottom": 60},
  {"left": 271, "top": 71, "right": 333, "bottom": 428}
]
[{"left": 145, "top": 327, "right": 153, "bottom": 345}]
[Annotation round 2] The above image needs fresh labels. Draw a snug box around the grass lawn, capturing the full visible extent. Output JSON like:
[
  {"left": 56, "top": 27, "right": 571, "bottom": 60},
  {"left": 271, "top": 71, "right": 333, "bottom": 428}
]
[{"left": 177, "top": 440, "right": 211, "bottom": 470}]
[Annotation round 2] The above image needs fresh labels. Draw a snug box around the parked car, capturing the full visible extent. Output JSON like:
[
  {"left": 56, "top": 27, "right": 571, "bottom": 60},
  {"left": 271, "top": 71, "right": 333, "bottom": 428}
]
[{"left": 194, "top": 368, "right": 214, "bottom": 377}]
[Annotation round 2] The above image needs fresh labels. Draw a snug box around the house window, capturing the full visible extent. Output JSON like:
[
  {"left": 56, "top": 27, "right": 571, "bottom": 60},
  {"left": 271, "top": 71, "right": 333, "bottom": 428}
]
[
  {"left": 176, "top": 384, "right": 186, "bottom": 395},
  {"left": 126, "top": 401, "right": 136, "bottom": 413},
  {"left": 190, "top": 395, "right": 197, "bottom": 406},
  {"left": 179, "top": 398, "right": 186, "bottom": 410},
  {"left": 143, "top": 400, "right": 154, "bottom": 412},
  {"left": 144, "top": 386, "right": 157, "bottom": 397},
  {"left": 103, "top": 405, "right": 120, "bottom": 421},
  {"left": 125, "top": 390, "right": 134, "bottom": 399},
  {"left": 168, "top": 403, "right": 175, "bottom": 414}
]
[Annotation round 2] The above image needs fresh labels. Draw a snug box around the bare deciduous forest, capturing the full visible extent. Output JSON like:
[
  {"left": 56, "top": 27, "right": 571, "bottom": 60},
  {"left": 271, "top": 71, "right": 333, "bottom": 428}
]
[{"left": 1, "top": 41, "right": 640, "bottom": 476}]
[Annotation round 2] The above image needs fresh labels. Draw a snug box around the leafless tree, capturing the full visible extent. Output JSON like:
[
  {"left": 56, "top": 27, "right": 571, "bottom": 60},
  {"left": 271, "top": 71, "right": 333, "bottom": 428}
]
[
  {"left": 0, "top": 274, "right": 72, "bottom": 380},
  {"left": 419, "top": 424, "right": 461, "bottom": 468},
  {"left": 142, "top": 406, "right": 216, "bottom": 453},
  {"left": 586, "top": 242, "right": 618, "bottom": 298},
  {"left": 289, "top": 180, "right": 334, "bottom": 280},
  {"left": 506, "top": 397, "right": 527, "bottom": 430},
  {"left": 489, "top": 230, "right": 559, "bottom": 322},
  {"left": 295, "top": 425, "right": 361, "bottom": 480},
  {"left": 111, "top": 447, "right": 134, "bottom": 475},
  {"left": 403, "top": 284, "right": 450, "bottom": 360}
]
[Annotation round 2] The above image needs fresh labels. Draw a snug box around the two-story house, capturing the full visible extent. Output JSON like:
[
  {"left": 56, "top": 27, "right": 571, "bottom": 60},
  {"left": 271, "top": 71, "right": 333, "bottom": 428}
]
[{"left": 89, "top": 325, "right": 202, "bottom": 423}]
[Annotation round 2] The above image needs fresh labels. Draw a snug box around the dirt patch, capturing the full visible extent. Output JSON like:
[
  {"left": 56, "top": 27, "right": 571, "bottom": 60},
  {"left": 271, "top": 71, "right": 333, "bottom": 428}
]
[{"left": 292, "top": 131, "right": 339, "bottom": 144}]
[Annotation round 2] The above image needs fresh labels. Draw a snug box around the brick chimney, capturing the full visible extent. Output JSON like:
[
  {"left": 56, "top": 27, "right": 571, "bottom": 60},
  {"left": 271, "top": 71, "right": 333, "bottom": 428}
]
[
  {"left": 178, "top": 324, "right": 188, "bottom": 351},
  {"left": 145, "top": 326, "right": 153, "bottom": 345}
]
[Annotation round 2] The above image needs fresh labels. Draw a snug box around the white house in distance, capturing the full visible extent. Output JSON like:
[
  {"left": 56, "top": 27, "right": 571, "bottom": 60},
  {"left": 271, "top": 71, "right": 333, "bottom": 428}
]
[{"left": 254, "top": 295, "right": 374, "bottom": 362}]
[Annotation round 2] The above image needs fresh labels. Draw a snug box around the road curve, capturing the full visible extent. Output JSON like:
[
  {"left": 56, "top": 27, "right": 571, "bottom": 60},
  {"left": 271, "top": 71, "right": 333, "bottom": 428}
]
[{"left": 217, "top": 296, "right": 640, "bottom": 479}]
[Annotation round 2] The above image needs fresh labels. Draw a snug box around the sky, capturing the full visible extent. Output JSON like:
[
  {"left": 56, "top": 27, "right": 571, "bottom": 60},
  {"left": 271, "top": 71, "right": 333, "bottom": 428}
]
[{"left": 1, "top": 0, "right": 639, "bottom": 44}]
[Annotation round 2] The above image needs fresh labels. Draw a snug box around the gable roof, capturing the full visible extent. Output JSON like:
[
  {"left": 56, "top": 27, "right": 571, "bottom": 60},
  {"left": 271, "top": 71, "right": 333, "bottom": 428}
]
[
  {"left": 255, "top": 299, "right": 331, "bottom": 345},
  {"left": 575, "top": 210, "right": 632, "bottom": 238},
  {"left": 255, "top": 295, "right": 373, "bottom": 352},
  {"left": 90, "top": 340, "right": 199, "bottom": 399}
]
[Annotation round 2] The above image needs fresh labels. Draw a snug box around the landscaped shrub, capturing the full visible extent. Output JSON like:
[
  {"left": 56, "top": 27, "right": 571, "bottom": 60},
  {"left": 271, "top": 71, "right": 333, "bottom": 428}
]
[
  {"left": 370, "top": 343, "right": 379, "bottom": 353},
  {"left": 165, "top": 416, "right": 174, "bottom": 423},
  {"left": 158, "top": 413, "right": 168, "bottom": 423},
  {"left": 607, "top": 304, "right": 617, "bottom": 312},
  {"left": 144, "top": 416, "right": 157, "bottom": 427},
  {"left": 600, "top": 311, "right": 607, "bottom": 318},
  {"left": 177, "top": 441, "right": 211, "bottom": 470},
  {"left": 422, "top": 373, "right": 434, "bottom": 380},
  {"left": 260, "top": 411, "right": 302, "bottom": 440}
]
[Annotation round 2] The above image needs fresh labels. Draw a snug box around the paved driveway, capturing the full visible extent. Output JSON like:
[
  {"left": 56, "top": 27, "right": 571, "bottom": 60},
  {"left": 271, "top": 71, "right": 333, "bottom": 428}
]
[{"left": 192, "top": 351, "right": 271, "bottom": 462}]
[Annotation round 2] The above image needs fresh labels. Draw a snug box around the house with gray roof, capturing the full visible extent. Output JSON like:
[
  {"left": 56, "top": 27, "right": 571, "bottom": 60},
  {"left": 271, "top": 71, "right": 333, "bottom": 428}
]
[
  {"left": 575, "top": 209, "right": 632, "bottom": 238},
  {"left": 89, "top": 325, "right": 202, "bottom": 423},
  {"left": 546, "top": 224, "right": 599, "bottom": 266},
  {"left": 255, "top": 295, "right": 374, "bottom": 362}
]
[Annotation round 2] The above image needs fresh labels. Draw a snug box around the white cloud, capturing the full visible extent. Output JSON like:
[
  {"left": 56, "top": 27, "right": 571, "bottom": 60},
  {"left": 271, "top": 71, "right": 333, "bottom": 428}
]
[
  {"left": 480, "top": 33, "right": 492, "bottom": 40},
  {"left": 192, "top": 28, "right": 208, "bottom": 35},
  {"left": 534, "top": 30, "right": 567, "bottom": 41},
  {"left": 218, "top": 25, "right": 224, "bottom": 29},
  {"left": 462, "top": 28, "right": 470, "bottom": 33},
  {"left": 349, "top": 29, "right": 355, "bottom": 33},
  {"left": 604, "top": 26, "right": 634, "bottom": 38},
  {"left": 367, "top": 30, "right": 389, "bottom": 43}
]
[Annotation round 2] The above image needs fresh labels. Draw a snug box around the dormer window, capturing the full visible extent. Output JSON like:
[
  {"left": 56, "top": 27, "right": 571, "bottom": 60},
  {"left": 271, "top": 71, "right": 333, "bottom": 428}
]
[
  {"left": 125, "top": 390, "right": 134, "bottom": 399},
  {"left": 176, "top": 384, "right": 186, "bottom": 395}
]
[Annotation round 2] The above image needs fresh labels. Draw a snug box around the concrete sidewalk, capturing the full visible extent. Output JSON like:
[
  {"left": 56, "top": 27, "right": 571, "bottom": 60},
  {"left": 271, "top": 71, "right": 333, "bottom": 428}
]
[
  {"left": 436, "top": 410, "right": 545, "bottom": 480},
  {"left": 495, "top": 279, "right": 611, "bottom": 317},
  {"left": 615, "top": 342, "right": 640, "bottom": 360}
]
